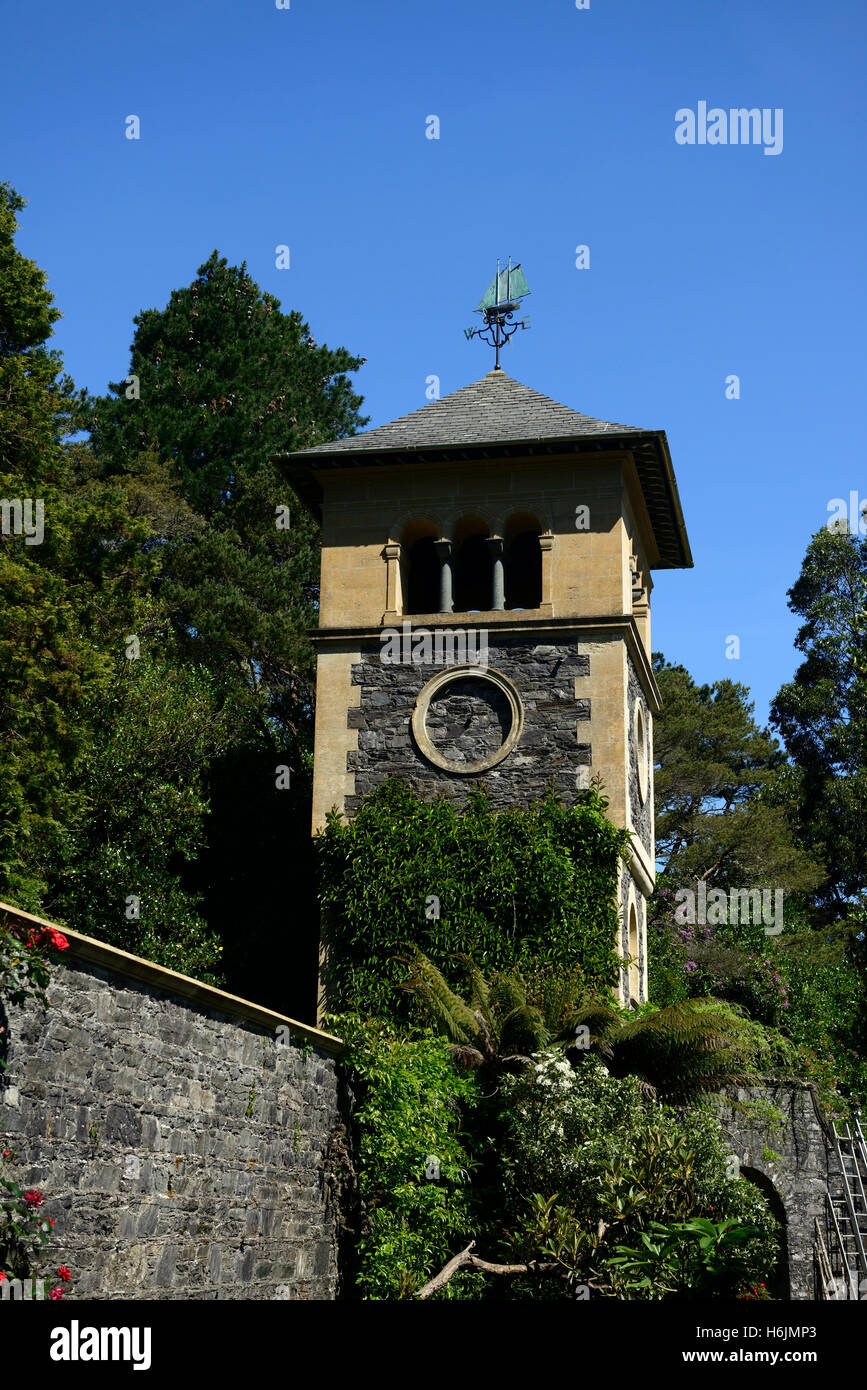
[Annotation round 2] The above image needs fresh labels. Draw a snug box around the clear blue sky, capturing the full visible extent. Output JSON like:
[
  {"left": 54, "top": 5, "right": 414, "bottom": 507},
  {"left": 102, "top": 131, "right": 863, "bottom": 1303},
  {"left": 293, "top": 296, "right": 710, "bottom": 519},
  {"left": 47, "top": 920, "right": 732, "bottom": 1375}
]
[{"left": 3, "top": 0, "right": 865, "bottom": 727}]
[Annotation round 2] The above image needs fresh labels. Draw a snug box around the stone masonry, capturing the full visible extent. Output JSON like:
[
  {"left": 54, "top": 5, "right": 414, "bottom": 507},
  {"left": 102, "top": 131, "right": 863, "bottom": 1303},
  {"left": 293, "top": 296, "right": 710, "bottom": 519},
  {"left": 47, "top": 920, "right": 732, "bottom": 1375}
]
[
  {"left": 719, "top": 1082, "right": 835, "bottom": 1301},
  {"left": 0, "top": 921, "right": 346, "bottom": 1300},
  {"left": 345, "top": 637, "right": 591, "bottom": 815}
]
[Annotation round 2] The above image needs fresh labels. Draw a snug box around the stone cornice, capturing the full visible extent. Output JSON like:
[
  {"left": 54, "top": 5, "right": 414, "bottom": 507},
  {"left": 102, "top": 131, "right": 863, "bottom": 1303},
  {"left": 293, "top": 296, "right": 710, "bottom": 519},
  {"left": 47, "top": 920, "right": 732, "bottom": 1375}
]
[{"left": 310, "top": 615, "right": 662, "bottom": 711}]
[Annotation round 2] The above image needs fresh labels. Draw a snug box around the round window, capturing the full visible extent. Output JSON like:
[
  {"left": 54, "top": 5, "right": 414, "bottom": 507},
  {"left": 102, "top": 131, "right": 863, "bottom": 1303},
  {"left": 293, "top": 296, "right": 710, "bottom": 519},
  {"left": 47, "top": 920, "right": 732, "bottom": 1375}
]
[{"left": 412, "top": 666, "right": 523, "bottom": 774}]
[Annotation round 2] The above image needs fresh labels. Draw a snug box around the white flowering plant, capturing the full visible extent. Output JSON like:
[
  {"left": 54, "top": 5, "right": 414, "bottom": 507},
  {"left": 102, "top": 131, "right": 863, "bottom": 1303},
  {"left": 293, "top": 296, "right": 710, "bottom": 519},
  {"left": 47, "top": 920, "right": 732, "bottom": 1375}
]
[{"left": 495, "top": 1051, "right": 779, "bottom": 1298}]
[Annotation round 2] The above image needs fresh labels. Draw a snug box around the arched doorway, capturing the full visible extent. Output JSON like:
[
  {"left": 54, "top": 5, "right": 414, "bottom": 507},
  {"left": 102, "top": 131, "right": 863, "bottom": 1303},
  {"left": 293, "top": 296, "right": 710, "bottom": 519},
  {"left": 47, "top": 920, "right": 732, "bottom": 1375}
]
[{"left": 740, "top": 1165, "right": 790, "bottom": 1300}]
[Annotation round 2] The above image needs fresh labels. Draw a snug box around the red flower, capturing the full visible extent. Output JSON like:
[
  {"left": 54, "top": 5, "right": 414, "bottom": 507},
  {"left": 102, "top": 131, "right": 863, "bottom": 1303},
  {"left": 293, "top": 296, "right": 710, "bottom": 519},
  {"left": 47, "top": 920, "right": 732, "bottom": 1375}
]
[
  {"left": 49, "top": 1287, "right": 64, "bottom": 1301},
  {"left": 0, "top": 1272, "right": 7, "bottom": 1283},
  {"left": 46, "top": 928, "right": 68, "bottom": 952},
  {"left": 23, "top": 1189, "right": 44, "bottom": 1207},
  {"left": 58, "top": 1266, "right": 71, "bottom": 1282}
]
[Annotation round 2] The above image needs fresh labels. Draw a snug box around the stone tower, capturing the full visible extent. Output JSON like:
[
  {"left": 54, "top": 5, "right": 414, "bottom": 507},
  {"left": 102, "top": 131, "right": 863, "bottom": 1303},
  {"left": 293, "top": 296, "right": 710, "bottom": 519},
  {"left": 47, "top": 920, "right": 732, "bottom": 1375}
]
[{"left": 277, "top": 370, "right": 691, "bottom": 1006}]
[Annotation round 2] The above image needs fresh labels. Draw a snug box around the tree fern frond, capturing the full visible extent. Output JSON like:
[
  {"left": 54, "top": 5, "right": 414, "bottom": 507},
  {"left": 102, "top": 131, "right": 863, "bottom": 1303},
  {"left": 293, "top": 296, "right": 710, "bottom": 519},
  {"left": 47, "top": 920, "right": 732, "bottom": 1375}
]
[
  {"left": 397, "top": 951, "right": 480, "bottom": 1046},
  {"left": 454, "top": 953, "right": 495, "bottom": 1033}
]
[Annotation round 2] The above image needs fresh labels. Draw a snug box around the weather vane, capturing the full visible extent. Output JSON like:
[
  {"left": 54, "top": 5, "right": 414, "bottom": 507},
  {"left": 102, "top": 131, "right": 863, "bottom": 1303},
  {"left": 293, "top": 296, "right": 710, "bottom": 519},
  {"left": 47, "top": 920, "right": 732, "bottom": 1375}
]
[{"left": 464, "top": 257, "right": 531, "bottom": 370}]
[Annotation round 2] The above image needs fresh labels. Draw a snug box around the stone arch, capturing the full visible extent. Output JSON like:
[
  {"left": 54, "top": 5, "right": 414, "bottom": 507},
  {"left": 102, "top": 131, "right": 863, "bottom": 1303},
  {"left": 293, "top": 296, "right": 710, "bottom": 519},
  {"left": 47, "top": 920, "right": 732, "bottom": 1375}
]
[
  {"left": 627, "top": 899, "right": 639, "bottom": 1004},
  {"left": 740, "top": 1164, "right": 791, "bottom": 1300},
  {"left": 401, "top": 518, "right": 440, "bottom": 615},
  {"left": 504, "top": 512, "right": 543, "bottom": 610},
  {"left": 718, "top": 1082, "right": 835, "bottom": 1301}
]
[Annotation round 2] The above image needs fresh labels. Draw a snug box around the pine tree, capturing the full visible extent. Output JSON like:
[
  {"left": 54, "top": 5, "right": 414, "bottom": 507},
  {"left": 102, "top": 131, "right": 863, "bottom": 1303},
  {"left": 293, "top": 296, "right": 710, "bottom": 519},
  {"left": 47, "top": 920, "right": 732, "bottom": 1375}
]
[
  {"left": 771, "top": 526, "right": 867, "bottom": 917},
  {"left": 652, "top": 654, "right": 820, "bottom": 899},
  {"left": 89, "top": 250, "right": 368, "bottom": 755}
]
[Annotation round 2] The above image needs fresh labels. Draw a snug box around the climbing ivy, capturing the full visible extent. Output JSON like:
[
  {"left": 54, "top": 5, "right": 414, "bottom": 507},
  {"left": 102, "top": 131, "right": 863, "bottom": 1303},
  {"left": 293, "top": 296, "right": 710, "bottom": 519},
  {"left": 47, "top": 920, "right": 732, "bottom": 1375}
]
[{"left": 317, "top": 778, "right": 630, "bottom": 1023}]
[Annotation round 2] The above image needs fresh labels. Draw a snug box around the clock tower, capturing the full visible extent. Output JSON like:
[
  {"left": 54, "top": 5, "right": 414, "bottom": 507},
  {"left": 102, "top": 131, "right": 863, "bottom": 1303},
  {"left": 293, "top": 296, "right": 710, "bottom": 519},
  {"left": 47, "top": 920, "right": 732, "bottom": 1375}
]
[{"left": 276, "top": 368, "right": 691, "bottom": 1006}]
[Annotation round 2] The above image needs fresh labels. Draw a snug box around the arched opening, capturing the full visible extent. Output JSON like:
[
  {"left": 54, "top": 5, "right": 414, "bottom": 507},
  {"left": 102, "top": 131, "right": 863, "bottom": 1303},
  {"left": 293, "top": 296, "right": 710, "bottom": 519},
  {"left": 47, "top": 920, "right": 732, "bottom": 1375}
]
[
  {"left": 635, "top": 703, "right": 649, "bottom": 805},
  {"left": 628, "top": 902, "right": 640, "bottom": 1003},
  {"left": 453, "top": 518, "right": 491, "bottom": 612},
  {"left": 505, "top": 515, "right": 542, "bottom": 609},
  {"left": 740, "top": 1166, "right": 790, "bottom": 1300},
  {"left": 402, "top": 520, "right": 440, "bottom": 615}
]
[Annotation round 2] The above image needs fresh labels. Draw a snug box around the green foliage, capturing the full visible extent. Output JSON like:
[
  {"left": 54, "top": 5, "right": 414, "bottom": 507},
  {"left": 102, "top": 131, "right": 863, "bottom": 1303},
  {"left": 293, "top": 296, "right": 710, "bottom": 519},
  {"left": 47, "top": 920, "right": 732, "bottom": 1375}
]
[
  {"left": 569, "top": 996, "right": 764, "bottom": 1101},
  {"left": 336, "top": 1015, "right": 481, "bottom": 1300},
  {"left": 43, "top": 641, "right": 231, "bottom": 980},
  {"left": 647, "top": 885, "right": 867, "bottom": 1111},
  {"left": 0, "top": 183, "right": 137, "bottom": 908},
  {"left": 771, "top": 525, "right": 867, "bottom": 914},
  {"left": 0, "top": 914, "right": 67, "bottom": 1014},
  {"left": 647, "top": 900, "right": 690, "bottom": 1004},
  {"left": 652, "top": 655, "right": 821, "bottom": 899},
  {"left": 496, "top": 1052, "right": 779, "bottom": 1299},
  {"left": 728, "top": 1095, "right": 787, "bottom": 1136},
  {"left": 400, "top": 948, "right": 761, "bottom": 1103},
  {"left": 0, "top": 1151, "right": 70, "bottom": 1297},
  {"left": 79, "top": 249, "right": 369, "bottom": 1003},
  {"left": 317, "top": 779, "right": 630, "bottom": 1022},
  {"left": 0, "top": 194, "right": 365, "bottom": 997},
  {"left": 397, "top": 949, "right": 589, "bottom": 1071},
  {"left": 607, "top": 1216, "right": 761, "bottom": 1299},
  {"left": 88, "top": 249, "right": 367, "bottom": 756}
]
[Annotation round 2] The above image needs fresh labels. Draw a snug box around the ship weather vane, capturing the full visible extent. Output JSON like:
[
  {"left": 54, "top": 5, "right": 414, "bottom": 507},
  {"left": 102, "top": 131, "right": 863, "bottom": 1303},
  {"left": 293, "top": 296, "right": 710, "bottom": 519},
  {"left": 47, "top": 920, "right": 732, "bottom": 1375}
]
[{"left": 464, "top": 258, "right": 531, "bottom": 370}]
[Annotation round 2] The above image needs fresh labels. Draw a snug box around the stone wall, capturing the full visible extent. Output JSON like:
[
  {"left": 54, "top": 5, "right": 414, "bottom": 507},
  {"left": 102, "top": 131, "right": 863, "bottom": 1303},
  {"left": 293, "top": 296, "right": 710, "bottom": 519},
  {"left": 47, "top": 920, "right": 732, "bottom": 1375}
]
[
  {"left": 718, "top": 1082, "right": 834, "bottom": 1301},
  {"left": 0, "top": 915, "right": 346, "bottom": 1300},
  {"left": 345, "top": 635, "right": 591, "bottom": 814}
]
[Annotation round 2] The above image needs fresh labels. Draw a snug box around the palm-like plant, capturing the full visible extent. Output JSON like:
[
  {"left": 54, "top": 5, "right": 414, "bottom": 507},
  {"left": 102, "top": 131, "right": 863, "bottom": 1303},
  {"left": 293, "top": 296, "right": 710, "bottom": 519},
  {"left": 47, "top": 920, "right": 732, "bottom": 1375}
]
[
  {"left": 396, "top": 950, "right": 586, "bottom": 1073},
  {"left": 566, "top": 998, "right": 759, "bottom": 1100},
  {"left": 400, "top": 951, "right": 760, "bottom": 1099}
]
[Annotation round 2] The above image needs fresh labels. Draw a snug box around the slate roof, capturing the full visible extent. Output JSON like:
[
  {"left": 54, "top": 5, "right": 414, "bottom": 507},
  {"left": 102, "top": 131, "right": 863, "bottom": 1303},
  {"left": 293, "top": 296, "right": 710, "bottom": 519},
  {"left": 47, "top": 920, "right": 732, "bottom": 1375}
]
[
  {"left": 290, "top": 370, "right": 646, "bottom": 455},
  {"left": 275, "top": 370, "right": 692, "bottom": 569}
]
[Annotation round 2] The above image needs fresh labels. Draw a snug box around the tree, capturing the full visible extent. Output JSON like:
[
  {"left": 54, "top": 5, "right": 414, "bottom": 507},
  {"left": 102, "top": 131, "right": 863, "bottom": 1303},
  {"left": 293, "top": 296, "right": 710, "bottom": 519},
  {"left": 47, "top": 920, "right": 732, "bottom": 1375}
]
[
  {"left": 44, "top": 634, "right": 233, "bottom": 980},
  {"left": 88, "top": 251, "right": 368, "bottom": 757},
  {"left": 80, "top": 254, "right": 369, "bottom": 1010},
  {"left": 770, "top": 526, "right": 867, "bottom": 917},
  {"left": 401, "top": 949, "right": 763, "bottom": 1102},
  {"left": 652, "top": 654, "right": 820, "bottom": 902},
  {"left": 397, "top": 949, "right": 588, "bottom": 1074},
  {"left": 0, "top": 184, "right": 150, "bottom": 908}
]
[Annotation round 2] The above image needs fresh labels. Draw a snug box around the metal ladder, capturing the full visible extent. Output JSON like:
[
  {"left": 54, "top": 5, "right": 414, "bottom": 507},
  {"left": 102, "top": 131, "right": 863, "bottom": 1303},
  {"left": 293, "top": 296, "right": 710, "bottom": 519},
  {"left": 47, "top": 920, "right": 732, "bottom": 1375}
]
[{"left": 816, "top": 1117, "right": 867, "bottom": 1299}]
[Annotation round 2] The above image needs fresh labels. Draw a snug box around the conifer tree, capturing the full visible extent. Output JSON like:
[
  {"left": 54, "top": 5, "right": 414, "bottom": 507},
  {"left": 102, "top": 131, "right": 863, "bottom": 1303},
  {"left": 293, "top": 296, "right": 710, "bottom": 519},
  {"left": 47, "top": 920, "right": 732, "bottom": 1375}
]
[
  {"left": 89, "top": 251, "right": 368, "bottom": 755},
  {"left": 652, "top": 654, "right": 820, "bottom": 900},
  {"left": 0, "top": 184, "right": 146, "bottom": 905},
  {"left": 771, "top": 526, "right": 867, "bottom": 918}
]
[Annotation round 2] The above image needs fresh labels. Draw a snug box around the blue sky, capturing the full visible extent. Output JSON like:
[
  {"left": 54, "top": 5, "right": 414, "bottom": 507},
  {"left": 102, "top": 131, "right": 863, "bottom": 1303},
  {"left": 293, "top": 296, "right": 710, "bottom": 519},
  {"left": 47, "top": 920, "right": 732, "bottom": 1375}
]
[{"left": 3, "top": 0, "right": 865, "bottom": 727}]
